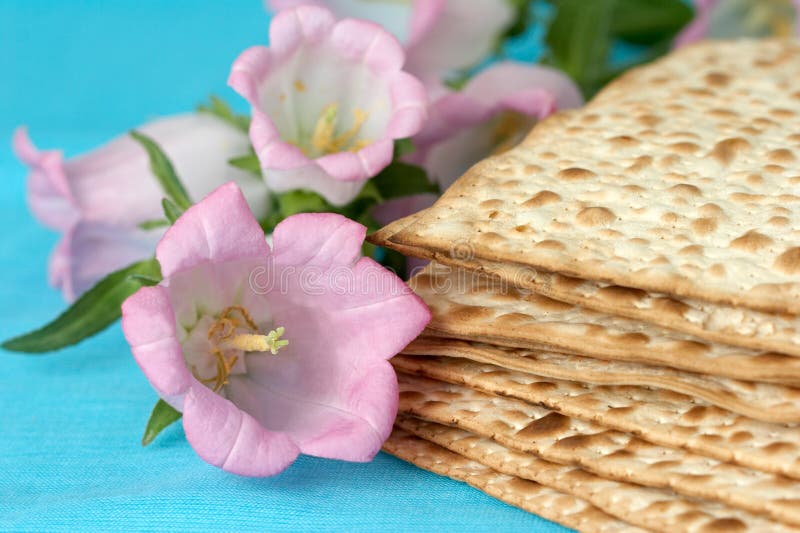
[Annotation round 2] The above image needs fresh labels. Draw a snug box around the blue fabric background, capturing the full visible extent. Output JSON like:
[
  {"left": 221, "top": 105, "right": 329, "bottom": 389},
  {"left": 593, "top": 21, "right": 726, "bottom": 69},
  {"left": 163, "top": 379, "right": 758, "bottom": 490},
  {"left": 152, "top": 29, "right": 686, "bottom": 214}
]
[{"left": 0, "top": 1, "right": 571, "bottom": 531}]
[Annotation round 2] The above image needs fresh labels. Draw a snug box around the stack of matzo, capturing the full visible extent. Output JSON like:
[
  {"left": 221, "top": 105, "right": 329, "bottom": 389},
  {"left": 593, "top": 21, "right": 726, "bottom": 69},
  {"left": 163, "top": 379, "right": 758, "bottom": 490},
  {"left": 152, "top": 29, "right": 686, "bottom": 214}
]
[{"left": 374, "top": 39, "right": 800, "bottom": 531}]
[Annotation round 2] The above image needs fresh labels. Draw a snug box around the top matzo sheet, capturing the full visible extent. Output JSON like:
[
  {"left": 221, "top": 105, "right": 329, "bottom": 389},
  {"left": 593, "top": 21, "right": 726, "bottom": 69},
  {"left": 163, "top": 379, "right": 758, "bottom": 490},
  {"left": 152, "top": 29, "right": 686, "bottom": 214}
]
[{"left": 393, "top": 39, "right": 800, "bottom": 314}]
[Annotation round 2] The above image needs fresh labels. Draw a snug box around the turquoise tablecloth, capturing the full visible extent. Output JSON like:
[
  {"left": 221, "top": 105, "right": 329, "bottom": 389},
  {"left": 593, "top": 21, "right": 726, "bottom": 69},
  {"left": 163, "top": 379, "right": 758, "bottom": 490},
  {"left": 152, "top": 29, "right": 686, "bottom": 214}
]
[{"left": 0, "top": 2, "right": 568, "bottom": 531}]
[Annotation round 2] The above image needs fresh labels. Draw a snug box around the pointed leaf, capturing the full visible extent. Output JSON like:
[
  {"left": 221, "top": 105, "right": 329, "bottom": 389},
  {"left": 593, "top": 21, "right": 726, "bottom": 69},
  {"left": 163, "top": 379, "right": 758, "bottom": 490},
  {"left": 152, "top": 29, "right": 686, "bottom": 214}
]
[
  {"left": 130, "top": 131, "right": 192, "bottom": 210},
  {"left": 228, "top": 153, "right": 262, "bottom": 176},
  {"left": 372, "top": 162, "right": 439, "bottom": 199},
  {"left": 277, "top": 189, "right": 332, "bottom": 217},
  {"left": 197, "top": 95, "right": 250, "bottom": 133},
  {"left": 162, "top": 198, "right": 184, "bottom": 224},
  {"left": 128, "top": 274, "right": 163, "bottom": 286},
  {"left": 138, "top": 219, "right": 170, "bottom": 231},
  {"left": 503, "top": 0, "right": 533, "bottom": 40},
  {"left": 545, "top": 0, "right": 616, "bottom": 97},
  {"left": 611, "top": 0, "right": 693, "bottom": 44},
  {"left": 2, "top": 259, "right": 162, "bottom": 353},
  {"left": 393, "top": 138, "right": 416, "bottom": 159},
  {"left": 141, "top": 399, "right": 182, "bottom": 446}
]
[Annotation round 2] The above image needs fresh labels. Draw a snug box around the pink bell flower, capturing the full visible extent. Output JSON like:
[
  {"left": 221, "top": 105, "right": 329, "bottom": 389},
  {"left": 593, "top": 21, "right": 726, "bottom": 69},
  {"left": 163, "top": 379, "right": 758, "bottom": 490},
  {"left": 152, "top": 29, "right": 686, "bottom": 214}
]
[
  {"left": 13, "top": 113, "right": 270, "bottom": 301},
  {"left": 406, "top": 62, "right": 584, "bottom": 191},
  {"left": 675, "top": 0, "right": 800, "bottom": 47},
  {"left": 266, "top": 0, "right": 514, "bottom": 86},
  {"left": 121, "top": 182, "right": 430, "bottom": 476},
  {"left": 229, "top": 5, "right": 427, "bottom": 206}
]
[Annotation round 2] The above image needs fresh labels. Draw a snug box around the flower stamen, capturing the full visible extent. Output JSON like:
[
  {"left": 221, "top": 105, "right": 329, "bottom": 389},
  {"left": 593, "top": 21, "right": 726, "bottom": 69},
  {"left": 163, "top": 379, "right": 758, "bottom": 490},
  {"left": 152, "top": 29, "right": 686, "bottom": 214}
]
[
  {"left": 193, "top": 306, "right": 288, "bottom": 392},
  {"left": 309, "top": 103, "right": 370, "bottom": 156},
  {"left": 221, "top": 327, "right": 289, "bottom": 355},
  {"left": 491, "top": 111, "right": 531, "bottom": 155}
]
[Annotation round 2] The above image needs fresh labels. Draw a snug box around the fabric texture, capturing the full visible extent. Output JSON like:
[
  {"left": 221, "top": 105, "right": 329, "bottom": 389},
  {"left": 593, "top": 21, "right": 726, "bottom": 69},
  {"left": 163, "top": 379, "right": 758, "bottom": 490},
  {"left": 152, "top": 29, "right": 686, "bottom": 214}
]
[{"left": 0, "top": 1, "right": 567, "bottom": 531}]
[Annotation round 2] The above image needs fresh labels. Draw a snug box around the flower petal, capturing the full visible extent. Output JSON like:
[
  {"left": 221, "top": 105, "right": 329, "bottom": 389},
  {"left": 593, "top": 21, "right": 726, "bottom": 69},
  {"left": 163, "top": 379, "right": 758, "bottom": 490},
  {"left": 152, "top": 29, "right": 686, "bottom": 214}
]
[
  {"left": 17, "top": 115, "right": 269, "bottom": 234},
  {"left": 58, "top": 221, "right": 162, "bottom": 301},
  {"left": 183, "top": 383, "right": 300, "bottom": 476},
  {"left": 269, "top": 4, "right": 336, "bottom": 58},
  {"left": 315, "top": 138, "right": 393, "bottom": 184},
  {"left": 271, "top": 212, "right": 365, "bottom": 268},
  {"left": 266, "top": 165, "right": 366, "bottom": 207},
  {"left": 13, "top": 127, "right": 78, "bottom": 231},
  {"left": 330, "top": 18, "right": 405, "bottom": 74},
  {"left": 405, "top": 0, "right": 514, "bottom": 81},
  {"left": 674, "top": 0, "right": 716, "bottom": 47},
  {"left": 228, "top": 46, "right": 273, "bottom": 105},
  {"left": 48, "top": 236, "right": 71, "bottom": 296},
  {"left": 121, "top": 285, "right": 192, "bottom": 407},
  {"left": 267, "top": 255, "right": 430, "bottom": 364},
  {"left": 371, "top": 193, "right": 436, "bottom": 226},
  {"left": 407, "top": 0, "right": 446, "bottom": 46},
  {"left": 156, "top": 182, "right": 269, "bottom": 279},
  {"left": 231, "top": 5, "right": 426, "bottom": 206},
  {"left": 386, "top": 71, "right": 428, "bottom": 139},
  {"left": 795, "top": 0, "right": 800, "bottom": 35},
  {"left": 462, "top": 62, "right": 583, "bottom": 111},
  {"left": 411, "top": 62, "right": 582, "bottom": 189},
  {"left": 227, "top": 359, "right": 397, "bottom": 462}
]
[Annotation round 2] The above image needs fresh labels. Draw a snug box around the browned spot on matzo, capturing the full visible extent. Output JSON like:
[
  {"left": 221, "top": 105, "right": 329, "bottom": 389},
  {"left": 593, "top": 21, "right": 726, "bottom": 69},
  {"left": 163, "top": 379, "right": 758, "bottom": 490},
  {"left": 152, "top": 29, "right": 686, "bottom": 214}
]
[
  {"left": 576, "top": 207, "right": 616, "bottom": 227},
  {"left": 729, "top": 231, "right": 774, "bottom": 253},
  {"left": 774, "top": 248, "right": 800, "bottom": 275},
  {"left": 557, "top": 167, "right": 596, "bottom": 181},
  {"left": 521, "top": 190, "right": 561, "bottom": 208}
]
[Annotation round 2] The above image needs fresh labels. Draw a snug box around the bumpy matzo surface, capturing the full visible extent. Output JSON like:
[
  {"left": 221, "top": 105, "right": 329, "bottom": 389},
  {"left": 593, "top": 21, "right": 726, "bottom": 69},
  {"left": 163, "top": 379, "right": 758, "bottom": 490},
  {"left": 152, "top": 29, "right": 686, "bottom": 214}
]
[
  {"left": 383, "top": 428, "right": 641, "bottom": 532},
  {"left": 391, "top": 40, "right": 800, "bottom": 315},
  {"left": 393, "top": 351, "right": 800, "bottom": 479},
  {"left": 371, "top": 211, "right": 800, "bottom": 357},
  {"left": 409, "top": 265, "right": 800, "bottom": 398},
  {"left": 396, "top": 417, "right": 797, "bottom": 533},
  {"left": 396, "top": 373, "right": 800, "bottom": 526}
]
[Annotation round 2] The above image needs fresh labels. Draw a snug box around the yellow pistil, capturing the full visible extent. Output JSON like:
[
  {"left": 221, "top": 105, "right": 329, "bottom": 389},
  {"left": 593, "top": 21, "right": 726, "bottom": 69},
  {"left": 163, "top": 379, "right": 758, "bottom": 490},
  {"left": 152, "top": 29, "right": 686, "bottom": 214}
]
[
  {"left": 754, "top": 0, "right": 795, "bottom": 37},
  {"left": 221, "top": 328, "right": 289, "bottom": 355},
  {"left": 309, "top": 103, "right": 370, "bottom": 156},
  {"left": 709, "top": 0, "right": 795, "bottom": 38},
  {"left": 772, "top": 13, "right": 793, "bottom": 37},
  {"left": 193, "top": 306, "right": 288, "bottom": 392},
  {"left": 490, "top": 111, "right": 532, "bottom": 156}
]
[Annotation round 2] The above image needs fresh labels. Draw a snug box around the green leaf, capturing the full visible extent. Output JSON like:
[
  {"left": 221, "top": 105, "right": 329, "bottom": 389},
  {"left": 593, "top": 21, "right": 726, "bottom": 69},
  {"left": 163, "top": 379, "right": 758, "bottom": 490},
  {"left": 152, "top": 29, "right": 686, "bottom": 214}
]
[
  {"left": 130, "top": 131, "right": 193, "bottom": 210},
  {"left": 141, "top": 399, "right": 182, "bottom": 446},
  {"left": 545, "top": 0, "right": 616, "bottom": 97},
  {"left": 393, "top": 138, "right": 416, "bottom": 159},
  {"left": 335, "top": 181, "right": 383, "bottom": 222},
  {"left": 138, "top": 219, "right": 169, "bottom": 231},
  {"left": 277, "top": 189, "right": 332, "bottom": 217},
  {"left": 128, "top": 274, "right": 162, "bottom": 287},
  {"left": 443, "top": 72, "right": 471, "bottom": 91},
  {"left": 162, "top": 198, "right": 184, "bottom": 224},
  {"left": 372, "top": 162, "right": 439, "bottom": 200},
  {"left": 228, "top": 153, "right": 262, "bottom": 176},
  {"left": 2, "top": 259, "right": 162, "bottom": 353},
  {"left": 354, "top": 180, "right": 383, "bottom": 205},
  {"left": 379, "top": 248, "right": 409, "bottom": 280},
  {"left": 610, "top": 0, "right": 693, "bottom": 44},
  {"left": 503, "top": 0, "right": 534, "bottom": 40},
  {"left": 259, "top": 211, "right": 284, "bottom": 235},
  {"left": 197, "top": 95, "right": 250, "bottom": 133},
  {"left": 258, "top": 192, "right": 283, "bottom": 234}
]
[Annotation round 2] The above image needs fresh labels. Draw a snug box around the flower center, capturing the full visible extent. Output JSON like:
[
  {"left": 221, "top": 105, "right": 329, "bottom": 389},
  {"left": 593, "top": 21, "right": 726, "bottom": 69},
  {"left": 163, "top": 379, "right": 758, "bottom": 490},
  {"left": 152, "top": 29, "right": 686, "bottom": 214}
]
[
  {"left": 301, "top": 103, "right": 370, "bottom": 157},
  {"left": 193, "top": 305, "right": 288, "bottom": 393},
  {"left": 490, "top": 111, "right": 535, "bottom": 156},
  {"left": 709, "top": 0, "right": 795, "bottom": 38}
]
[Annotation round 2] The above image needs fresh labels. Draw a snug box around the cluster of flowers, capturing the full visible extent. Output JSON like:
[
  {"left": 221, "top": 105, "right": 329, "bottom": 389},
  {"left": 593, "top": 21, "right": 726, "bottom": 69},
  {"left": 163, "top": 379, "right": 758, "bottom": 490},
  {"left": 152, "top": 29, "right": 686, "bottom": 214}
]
[
  {"left": 17, "top": 2, "right": 583, "bottom": 300},
  {"left": 11, "top": 2, "right": 583, "bottom": 477},
  {"left": 9, "top": 0, "right": 798, "bottom": 477}
]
